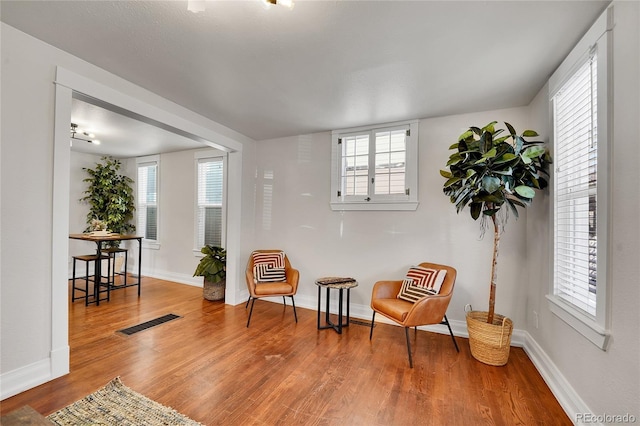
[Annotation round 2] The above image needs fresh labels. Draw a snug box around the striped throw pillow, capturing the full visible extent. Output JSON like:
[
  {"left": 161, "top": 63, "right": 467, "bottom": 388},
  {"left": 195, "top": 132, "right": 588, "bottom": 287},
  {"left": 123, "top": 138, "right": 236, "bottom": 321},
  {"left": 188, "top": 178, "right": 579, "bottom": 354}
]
[
  {"left": 397, "top": 266, "right": 447, "bottom": 303},
  {"left": 397, "top": 279, "right": 437, "bottom": 303},
  {"left": 252, "top": 251, "right": 286, "bottom": 283}
]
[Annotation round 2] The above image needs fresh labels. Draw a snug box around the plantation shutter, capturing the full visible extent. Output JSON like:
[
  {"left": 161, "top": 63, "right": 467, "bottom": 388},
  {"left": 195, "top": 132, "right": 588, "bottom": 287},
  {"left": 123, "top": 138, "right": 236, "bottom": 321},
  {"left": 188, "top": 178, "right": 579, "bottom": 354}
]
[
  {"left": 197, "top": 157, "right": 224, "bottom": 248},
  {"left": 137, "top": 161, "right": 158, "bottom": 241},
  {"left": 553, "top": 52, "right": 598, "bottom": 316}
]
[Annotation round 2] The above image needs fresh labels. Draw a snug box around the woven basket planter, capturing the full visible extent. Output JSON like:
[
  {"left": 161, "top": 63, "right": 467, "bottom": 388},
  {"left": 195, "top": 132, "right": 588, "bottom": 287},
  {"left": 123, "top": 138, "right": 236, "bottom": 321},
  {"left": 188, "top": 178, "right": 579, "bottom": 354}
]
[
  {"left": 466, "top": 311, "right": 513, "bottom": 366},
  {"left": 203, "top": 279, "right": 225, "bottom": 301}
]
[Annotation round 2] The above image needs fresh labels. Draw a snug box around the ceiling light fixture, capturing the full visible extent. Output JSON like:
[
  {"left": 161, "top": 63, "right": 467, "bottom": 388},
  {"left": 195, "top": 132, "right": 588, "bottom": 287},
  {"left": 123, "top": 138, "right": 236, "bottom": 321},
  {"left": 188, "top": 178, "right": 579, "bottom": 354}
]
[
  {"left": 262, "top": 0, "right": 294, "bottom": 9},
  {"left": 70, "top": 123, "right": 100, "bottom": 145},
  {"left": 187, "top": 0, "right": 293, "bottom": 13}
]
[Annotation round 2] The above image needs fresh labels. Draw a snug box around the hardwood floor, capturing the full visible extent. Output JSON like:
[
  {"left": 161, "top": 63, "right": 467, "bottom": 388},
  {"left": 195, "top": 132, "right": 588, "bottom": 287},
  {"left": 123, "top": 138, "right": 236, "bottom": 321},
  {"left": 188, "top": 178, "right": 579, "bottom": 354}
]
[{"left": 1, "top": 277, "right": 571, "bottom": 425}]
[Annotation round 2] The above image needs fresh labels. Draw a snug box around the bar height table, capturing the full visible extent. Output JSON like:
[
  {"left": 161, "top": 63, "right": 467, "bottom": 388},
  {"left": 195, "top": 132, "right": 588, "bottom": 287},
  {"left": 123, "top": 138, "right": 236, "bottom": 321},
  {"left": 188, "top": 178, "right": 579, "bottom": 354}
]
[
  {"left": 69, "top": 233, "right": 143, "bottom": 305},
  {"left": 315, "top": 277, "right": 358, "bottom": 334}
]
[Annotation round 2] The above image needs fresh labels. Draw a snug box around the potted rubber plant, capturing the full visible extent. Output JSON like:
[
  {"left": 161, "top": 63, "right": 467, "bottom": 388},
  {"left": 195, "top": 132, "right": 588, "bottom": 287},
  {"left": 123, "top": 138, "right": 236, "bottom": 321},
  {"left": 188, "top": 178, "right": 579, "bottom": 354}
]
[
  {"left": 193, "top": 245, "right": 227, "bottom": 301},
  {"left": 440, "top": 121, "right": 551, "bottom": 365}
]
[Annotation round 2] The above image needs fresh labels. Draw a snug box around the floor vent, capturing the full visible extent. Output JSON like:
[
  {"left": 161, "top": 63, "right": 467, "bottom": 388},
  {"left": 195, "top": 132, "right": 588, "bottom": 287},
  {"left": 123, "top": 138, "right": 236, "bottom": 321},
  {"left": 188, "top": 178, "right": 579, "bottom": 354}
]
[
  {"left": 350, "top": 319, "right": 373, "bottom": 327},
  {"left": 117, "top": 314, "right": 181, "bottom": 335}
]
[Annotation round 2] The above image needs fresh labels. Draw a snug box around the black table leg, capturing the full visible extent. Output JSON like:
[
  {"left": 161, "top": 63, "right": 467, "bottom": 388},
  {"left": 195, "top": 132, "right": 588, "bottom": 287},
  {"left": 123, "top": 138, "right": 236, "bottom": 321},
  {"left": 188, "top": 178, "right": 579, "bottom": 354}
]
[
  {"left": 137, "top": 237, "right": 142, "bottom": 296},
  {"left": 317, "top": 285, "right": 321, "bottom": 329}
]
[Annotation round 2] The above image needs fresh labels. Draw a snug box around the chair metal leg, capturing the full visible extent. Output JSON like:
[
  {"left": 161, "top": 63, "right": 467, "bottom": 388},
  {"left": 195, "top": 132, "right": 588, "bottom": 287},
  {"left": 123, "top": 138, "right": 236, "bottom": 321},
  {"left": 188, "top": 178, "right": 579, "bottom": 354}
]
[
  {"left": 71, "top": 257, "right": 78, "bottom": 301},
  {"left": 405, "top": 327, "right": 413, "bottom": 368},
  {"left": 369, "top": 311, "right": 376, "bottom": 340},
  {"left": 283, "top": 296, "right": 286, "bottom": 306},
  {"left": 289, "top": 296, "right": 297, "bottom": 323},
  {"left": 443, "top": 315, "right": 459, "bottom": 352},
  {"left": 247, "top": 298, "right": 256, "bottom": 327},
  {"left": 245, "top": 297, "right": 251, "bottom": 309}
]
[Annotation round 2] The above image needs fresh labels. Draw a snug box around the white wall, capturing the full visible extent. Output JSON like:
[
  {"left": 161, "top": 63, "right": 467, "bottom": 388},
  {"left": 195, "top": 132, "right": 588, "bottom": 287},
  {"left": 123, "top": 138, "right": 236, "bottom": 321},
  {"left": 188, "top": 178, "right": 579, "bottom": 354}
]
[
  {"left": 0, "top": 22, "right": 253, "bottom": 398},
  {"left": 251, "top": 108, "right": 533, "bottom": 327},
  {"left": 525, "top": 1, "right": 640, "bottom": 419}
]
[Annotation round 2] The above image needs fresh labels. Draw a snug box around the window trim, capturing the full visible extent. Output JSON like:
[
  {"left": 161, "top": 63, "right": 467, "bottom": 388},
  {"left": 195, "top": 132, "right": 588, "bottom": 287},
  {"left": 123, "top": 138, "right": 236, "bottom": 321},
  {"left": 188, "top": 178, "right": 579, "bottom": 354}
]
[
  {"left": 193, "top": 150, "right": 227, "bottom": 256},
  {"left": 136, "top": 154, "right": 160, "bottom": 250},
  {"left": 547, "top": 7, "right": 612, "bottom": 350},
  {"left": 330, "top": 119, "right": 419, "bottom": 211}
]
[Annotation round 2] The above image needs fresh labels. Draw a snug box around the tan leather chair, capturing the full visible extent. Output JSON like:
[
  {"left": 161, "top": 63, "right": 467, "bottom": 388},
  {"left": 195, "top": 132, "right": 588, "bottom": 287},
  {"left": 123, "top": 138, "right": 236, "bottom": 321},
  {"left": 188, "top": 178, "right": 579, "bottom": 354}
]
[
  {"left": 369, "top": 262, "right": 458, "bottom": 367},
  {"left": 245, "top": 250, "right": 299, "bottom": 327}
]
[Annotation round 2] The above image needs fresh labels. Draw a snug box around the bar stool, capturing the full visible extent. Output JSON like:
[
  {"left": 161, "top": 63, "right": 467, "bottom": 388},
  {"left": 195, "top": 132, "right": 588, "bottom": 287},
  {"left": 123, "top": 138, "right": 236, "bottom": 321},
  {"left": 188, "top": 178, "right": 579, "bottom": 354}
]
[
  {"left": 71, "top": 254, "right": 111, "bottom": 305},
  {"left": 101, "top": 247, "right": 128, "bottom": 287}
]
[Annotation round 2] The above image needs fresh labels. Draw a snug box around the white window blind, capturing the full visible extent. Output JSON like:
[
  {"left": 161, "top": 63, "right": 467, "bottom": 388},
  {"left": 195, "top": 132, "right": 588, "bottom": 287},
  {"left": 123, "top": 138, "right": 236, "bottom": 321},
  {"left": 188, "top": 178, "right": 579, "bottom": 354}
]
[
  {"left": 197, "top": 157, "right": 224, "bottom": 248},
  {"left": 137, "top": 161, "right": 158, "bottom": 241},
  {"left": 553, "top": 53, "right": 598, "bottom": 316}
]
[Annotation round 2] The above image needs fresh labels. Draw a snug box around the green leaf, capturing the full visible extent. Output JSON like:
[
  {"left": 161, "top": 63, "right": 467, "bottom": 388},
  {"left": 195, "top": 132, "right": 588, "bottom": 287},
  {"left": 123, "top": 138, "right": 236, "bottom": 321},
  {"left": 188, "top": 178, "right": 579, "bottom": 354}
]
[
  {"left": 481, "top": 176, "right": 501, "bottom": 193},
  {"left": 480, "top": 132, "right": 493, "bottom": 153},
  {"left": 505, "top": 122, "right": 516, "bottom": 136},
  {"left": 481, "top": 147, "right": 498, "bottom": 159},
  {"left": 447, "top": 153, "right": 462, "bottom": 166},
  {"left": 494, "top": 167, "right": 513, "bottom": 176},
  {"left": 448, "top": 142, "right": 460, "bottom": 150},
  {"left": 482, "top": 121, "right": 497, "bottom": 134},
  {"left": 514, "top": 185, "right": 535, "bottom": 198},
  {"left": 522, "top": 130, "right": 539, "bottom": 137},
  {"left": 522, "top": 145, "right": 545, "bottom": 159},
  {"left": 483, "top": 208, "right": 500, "bottom": 216},
  {"left": 514, "top": 135, "right": 524, "bottom": 154},
  {"left": 470, "top": 202, "right": 482, "bottom": 220},
  {"left": 440, "top": 170, "right": 453, "bottom": 178},
  {"left": 458, "top": 130, "right": 473, "bottom": 141},
  {"left": 444, "top": 177, "right": 462, "bottom": 188},
  {"left": 494, "top": 153, "right": 518, "bottom": 165},
  {"left": 520, "top": 153, "right": 532, "bottom": 164}
]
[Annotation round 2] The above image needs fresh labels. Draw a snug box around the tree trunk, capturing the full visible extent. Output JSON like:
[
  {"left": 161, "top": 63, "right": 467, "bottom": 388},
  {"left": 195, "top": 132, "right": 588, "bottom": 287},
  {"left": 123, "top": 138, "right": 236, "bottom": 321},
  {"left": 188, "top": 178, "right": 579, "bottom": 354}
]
[{"left": 487, "top": 213, "right": 500, "bottom": 324}]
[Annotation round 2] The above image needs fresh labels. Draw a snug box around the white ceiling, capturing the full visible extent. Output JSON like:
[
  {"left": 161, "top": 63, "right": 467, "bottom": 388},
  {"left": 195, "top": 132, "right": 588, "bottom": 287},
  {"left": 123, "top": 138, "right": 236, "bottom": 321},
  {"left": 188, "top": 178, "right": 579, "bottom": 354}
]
[{"left": 1, "top": 0, "right": 610, "bottom": 157}]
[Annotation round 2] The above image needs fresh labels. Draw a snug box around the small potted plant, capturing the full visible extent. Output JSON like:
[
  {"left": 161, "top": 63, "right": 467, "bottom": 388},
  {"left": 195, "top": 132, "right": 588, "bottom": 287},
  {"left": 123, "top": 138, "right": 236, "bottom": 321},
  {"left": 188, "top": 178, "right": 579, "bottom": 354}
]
[
  {"left": 193, "top": 245, "right": 227, "bottom": 301},
  {"left": 440, "top": 121, "right": 551, "bottom": 365},
  {"left": 89, "top": 218, "right": 109, "bottom": 236}
]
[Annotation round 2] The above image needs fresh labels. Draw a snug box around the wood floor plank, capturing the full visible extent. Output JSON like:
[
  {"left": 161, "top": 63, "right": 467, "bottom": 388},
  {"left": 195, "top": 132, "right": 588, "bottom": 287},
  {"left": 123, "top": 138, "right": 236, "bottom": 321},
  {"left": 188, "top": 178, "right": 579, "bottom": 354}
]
[{"left": 0, "top": 277, "right": 571, "bottom": 425}]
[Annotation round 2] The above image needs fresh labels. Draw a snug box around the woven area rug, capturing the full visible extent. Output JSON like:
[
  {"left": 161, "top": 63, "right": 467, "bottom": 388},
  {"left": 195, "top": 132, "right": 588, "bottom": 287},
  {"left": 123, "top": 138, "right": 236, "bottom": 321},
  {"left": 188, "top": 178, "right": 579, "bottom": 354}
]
[{"left": 47, "top": 377, "right": 202, "bottom": 425}]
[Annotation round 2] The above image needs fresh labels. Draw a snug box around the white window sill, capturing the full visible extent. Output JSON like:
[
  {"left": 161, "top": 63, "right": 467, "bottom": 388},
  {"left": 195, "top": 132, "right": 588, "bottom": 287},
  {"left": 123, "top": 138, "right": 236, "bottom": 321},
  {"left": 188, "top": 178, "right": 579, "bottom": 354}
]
[
  {"left": 142, "top": 241, "right": 160, "bottom": 250},
  {"left": 546, "top": 295, "right": 610, "bottom": 350},
  {"left": 330, "top": 201, "right": 419, "bottom": 211}
]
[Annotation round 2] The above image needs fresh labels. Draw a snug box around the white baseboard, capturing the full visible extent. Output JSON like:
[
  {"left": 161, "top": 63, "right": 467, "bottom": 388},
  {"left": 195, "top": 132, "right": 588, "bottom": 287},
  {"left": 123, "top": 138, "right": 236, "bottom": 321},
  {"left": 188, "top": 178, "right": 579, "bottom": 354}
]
[
  {"left": 523, "top": 331, "right": 590, "bottom": 425},
  {"left": 0, "top": 345, "right": 69, "bottom": 401},
  {"left": 139, "top": 268, "right": 202, "bottom": 287},
  {"left": 1, "top": 359, "right": 52, "bottom": 400}
]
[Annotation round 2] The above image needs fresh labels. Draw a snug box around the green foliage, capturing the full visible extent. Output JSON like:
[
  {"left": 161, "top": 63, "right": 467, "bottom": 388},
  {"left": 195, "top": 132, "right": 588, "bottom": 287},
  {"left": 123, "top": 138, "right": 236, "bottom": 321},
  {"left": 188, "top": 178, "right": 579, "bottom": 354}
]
[
  {"left": 193, "top": 245, "right": 227, "bottom": 283},
  {"left": 80, "top": 157, "right": 136, "bottom": 244},
  {"left": 440, "top": 121, "right": 551, "bottom": 222},
  {"left": 441, "top": 122, "right": 552, "bottom": 324}
]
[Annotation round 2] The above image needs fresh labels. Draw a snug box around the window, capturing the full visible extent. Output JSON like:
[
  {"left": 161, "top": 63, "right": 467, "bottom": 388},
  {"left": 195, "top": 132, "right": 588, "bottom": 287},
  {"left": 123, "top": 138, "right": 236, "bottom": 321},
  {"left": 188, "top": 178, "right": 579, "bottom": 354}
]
[
  {"left": 136, "top": 155, "right": 159, "bottom": 247},
  {"left": 195, "top": 153, "right": 226, "bottom": 250},
  {"left": 547, "top": 8, "right": 610, "bottom": 349},
  {"left": 331, "top": 120, "right": 419, "bottom": 210}
]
